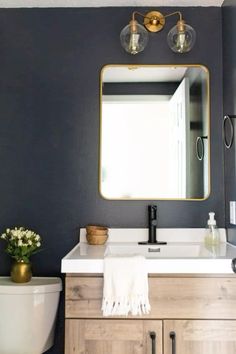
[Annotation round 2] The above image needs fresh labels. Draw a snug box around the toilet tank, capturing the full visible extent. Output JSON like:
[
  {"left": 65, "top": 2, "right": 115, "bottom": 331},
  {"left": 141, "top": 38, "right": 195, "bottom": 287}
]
[{"left": 0, "top": 277, "right": 62, "bottom": 354}]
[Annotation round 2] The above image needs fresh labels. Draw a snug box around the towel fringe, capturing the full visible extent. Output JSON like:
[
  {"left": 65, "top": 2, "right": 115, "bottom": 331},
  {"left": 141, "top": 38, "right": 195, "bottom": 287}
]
[{"left": 102, "top": 295, "right": 151, "bottom": 316}]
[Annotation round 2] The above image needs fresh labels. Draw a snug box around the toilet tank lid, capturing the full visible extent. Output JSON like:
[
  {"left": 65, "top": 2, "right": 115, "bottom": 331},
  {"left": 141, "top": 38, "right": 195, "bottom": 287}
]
[{"left": 0, "top": 277, "right": 62, "bottom": 294}]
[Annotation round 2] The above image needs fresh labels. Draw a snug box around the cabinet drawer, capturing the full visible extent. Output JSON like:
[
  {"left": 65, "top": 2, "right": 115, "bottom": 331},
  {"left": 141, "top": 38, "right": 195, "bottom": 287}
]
[{"left": 65, "top": 275, "right": 236, "bottom": 319}]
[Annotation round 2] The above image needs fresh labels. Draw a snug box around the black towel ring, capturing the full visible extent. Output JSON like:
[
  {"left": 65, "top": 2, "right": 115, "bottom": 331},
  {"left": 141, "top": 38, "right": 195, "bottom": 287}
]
[
  {"left": 223, "top": 115, "right": 236, "bottom": 149},
  {"left": 196, "top": 136, "right": 208, "bottom": 161}
]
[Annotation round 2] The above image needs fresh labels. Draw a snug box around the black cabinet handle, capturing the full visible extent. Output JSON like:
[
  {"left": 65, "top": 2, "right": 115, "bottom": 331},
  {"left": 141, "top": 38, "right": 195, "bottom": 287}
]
[
  {"left": 149, "top": 331, "right": 156, "bottom": 354},
  {"left": 170, "top": 331, "right": 176, "bottom": 354}
]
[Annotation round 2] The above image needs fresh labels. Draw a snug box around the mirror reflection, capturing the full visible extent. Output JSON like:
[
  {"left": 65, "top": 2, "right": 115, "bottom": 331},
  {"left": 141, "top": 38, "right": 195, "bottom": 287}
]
[{"left": 100, "top": 65, "right": 210, "bottom": 200}]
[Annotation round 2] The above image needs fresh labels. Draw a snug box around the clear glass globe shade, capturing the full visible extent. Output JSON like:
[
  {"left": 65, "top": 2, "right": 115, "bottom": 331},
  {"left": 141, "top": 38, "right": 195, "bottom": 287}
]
[
  {"left": 167, "top": 23, "right": 196, "bottom": 53},
  {"left": 120, "top": 22, "right": 149, "bottom": 55}
]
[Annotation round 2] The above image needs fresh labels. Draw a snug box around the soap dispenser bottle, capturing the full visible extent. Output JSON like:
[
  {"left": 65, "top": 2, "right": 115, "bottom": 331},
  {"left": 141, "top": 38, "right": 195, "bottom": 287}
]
[{"left": 205, "top": 212, "right": 220, "bottom": 245}]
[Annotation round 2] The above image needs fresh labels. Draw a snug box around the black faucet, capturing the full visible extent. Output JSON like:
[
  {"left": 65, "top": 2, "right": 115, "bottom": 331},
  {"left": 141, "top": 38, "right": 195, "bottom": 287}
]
[
  {"left": 148, "top": 205, "right": 158, "bottom": 243},
  {"left": 139, "top": 205, "right": 167, "bottom": 245}
]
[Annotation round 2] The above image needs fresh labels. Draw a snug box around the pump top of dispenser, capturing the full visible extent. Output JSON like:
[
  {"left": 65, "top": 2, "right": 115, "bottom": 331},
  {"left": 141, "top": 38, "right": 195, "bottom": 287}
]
[{"left": 207, "top": 212, "right": 216, "bottom": 226}]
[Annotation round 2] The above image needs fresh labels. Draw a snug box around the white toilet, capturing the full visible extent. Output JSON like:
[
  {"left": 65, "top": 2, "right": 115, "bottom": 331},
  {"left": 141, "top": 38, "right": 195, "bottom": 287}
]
[{"left": 0, "top": 276, "right": 62, "bottom": 354}]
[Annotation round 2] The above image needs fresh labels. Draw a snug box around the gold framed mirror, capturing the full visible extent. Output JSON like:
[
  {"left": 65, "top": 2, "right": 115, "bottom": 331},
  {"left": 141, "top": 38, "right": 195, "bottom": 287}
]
[{"left": 99, "top": 64, "right": 210, "bottom": 200}]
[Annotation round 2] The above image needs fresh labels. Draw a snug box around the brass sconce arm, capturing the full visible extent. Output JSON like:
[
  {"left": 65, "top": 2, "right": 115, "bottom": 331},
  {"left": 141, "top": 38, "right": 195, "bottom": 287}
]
[
  {"left": 131, "top": 11, "right": 147, "bottom": 22},
  {"left": 131, "top": 10, "right": 183, "bottom": 21},
  {"left": 164, "top": 11, "right": 183, "bottom": 21},
  {"left": 164, "top": 11, "right": 187, "bottom": 32},
  {"left": 128, "top": 11, "right": 148, "bottom": 33},
  {"left": 129, "top": 10, "right": 186, "bottom": 34}
]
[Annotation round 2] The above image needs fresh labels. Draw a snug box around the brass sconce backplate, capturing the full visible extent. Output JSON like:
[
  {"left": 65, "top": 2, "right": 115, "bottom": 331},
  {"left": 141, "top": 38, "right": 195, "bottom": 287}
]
[{"left": 143, "top": 11, "right": 166, "bottom": 32}]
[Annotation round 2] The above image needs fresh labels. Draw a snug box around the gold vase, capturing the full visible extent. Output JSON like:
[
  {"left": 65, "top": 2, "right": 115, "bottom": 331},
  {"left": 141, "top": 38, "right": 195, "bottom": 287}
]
[{"left": 10, "top": 260, "right": 32, "bottom": 283}]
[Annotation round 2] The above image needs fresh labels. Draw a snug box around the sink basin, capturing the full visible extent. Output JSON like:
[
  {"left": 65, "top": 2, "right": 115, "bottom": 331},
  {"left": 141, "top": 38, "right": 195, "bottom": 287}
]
[{"left": 106, "top": 244, "right": 201, "bottom": 258}]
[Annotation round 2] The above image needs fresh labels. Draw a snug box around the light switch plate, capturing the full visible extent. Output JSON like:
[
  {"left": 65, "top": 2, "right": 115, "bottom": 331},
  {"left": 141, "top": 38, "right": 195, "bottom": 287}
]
[{"left": 230, "top": 201, "right": 236, "bottom": 225}]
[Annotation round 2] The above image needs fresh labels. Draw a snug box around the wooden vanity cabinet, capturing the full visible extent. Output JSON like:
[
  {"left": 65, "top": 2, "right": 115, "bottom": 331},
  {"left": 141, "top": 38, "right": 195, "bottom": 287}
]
[{"left": 65, "top": 274, "right": 236, "bottom": 354}]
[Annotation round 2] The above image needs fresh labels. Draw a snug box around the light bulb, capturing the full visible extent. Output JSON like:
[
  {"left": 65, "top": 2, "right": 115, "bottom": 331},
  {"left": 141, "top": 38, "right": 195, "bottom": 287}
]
[
  {"left": 120, "top": 20, "right": 149, "bottom": 55},
  {"left": 167, "top": 20, "right": 196, "bottom": 53}
]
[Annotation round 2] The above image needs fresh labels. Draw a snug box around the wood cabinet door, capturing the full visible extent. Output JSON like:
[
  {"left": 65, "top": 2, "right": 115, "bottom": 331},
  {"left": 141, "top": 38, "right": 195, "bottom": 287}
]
[
  {"left": 164, "top": 320, "right": 236, "bottom": 354},
  {"left": 65, "top": 319, "right": 162, "bottom": 354}
]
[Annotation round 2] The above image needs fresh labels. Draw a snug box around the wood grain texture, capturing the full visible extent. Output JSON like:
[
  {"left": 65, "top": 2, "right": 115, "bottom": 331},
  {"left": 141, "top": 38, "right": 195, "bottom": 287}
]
[
  {"left": 65, "top": 276, "right": 236, "bottom": 319},
  {"left": 65, "top": 319, "right": 162, "bottom": 354},
  {"left": 164, "top": 320, "right": 236, "bottom": 354}
]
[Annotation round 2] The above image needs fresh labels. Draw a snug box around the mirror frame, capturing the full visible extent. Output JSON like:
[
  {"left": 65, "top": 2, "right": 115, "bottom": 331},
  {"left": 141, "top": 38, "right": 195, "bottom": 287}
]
[{"left": 99, "top": 64, "right": 211, "bottom": 201}]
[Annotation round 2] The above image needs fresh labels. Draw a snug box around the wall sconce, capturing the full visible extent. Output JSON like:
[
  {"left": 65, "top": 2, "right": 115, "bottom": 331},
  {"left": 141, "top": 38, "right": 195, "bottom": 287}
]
[{"left": 120, "top": 11, "right": 196, "bottom": 55}]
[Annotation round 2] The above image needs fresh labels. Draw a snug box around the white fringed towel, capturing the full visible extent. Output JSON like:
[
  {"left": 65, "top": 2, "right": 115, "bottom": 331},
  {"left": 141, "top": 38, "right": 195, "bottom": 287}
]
[{"left": 102, "top": 254, "right": 150, "bottom": 316}]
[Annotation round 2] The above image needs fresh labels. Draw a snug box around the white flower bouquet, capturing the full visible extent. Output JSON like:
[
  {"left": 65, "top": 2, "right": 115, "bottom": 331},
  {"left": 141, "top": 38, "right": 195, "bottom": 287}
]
[{"left": 0, "top": 227, "right": 41, "bottom": 263}]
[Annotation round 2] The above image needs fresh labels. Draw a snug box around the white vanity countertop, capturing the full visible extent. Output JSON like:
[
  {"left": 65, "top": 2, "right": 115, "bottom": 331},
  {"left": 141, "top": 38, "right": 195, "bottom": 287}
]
[{"left": 61, "top": 229, "right": 236, "bottom": 274}]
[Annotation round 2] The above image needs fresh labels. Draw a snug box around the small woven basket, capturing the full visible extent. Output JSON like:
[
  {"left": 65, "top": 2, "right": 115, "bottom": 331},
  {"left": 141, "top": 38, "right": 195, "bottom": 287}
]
[
  {"left": 86, "top": 225, "right": 108, "bottom": 236},
  {"left": 86, "top": 233, "right": 108, "bottom": 245},
  {"left": 86, "top": 225, "right": 108, "bottom": 245}
]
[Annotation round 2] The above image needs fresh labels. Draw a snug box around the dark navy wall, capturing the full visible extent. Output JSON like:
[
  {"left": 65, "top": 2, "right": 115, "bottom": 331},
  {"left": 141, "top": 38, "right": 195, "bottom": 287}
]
[
  {"left": 0, "top": 7, "right": 223, "bottom": 354},
  {"left": 222, "top": 1, "right": 236, "bottom": 244}
]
